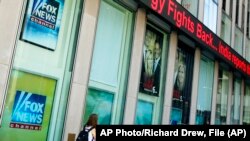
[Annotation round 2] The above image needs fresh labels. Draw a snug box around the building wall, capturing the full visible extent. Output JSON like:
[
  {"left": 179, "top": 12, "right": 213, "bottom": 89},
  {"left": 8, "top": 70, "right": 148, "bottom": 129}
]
[{"left": 0, "top": 0, "right": 24, "bottom": 122}]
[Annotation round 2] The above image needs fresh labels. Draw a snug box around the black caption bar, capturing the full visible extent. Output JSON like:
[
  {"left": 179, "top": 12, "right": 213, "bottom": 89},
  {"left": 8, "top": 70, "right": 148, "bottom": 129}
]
[{"left": 97, "top": 125, "right": 250, "bottom": 140}]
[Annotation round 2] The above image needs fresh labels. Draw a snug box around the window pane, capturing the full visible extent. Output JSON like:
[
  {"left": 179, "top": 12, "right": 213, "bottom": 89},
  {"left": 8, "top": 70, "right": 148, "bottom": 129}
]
[
  {"left": 181, "top": 0, "right": 198, "bottom": 17},
  {"left": 90, "top": 1, "right": 126, "bottom": 87},
  {"left": 234, "top": 27, "right": 243, "bottom": 55},
  {"left": 84, "top": 88, "right": 114, "bottom": 125},
  {"left": 243, "top": 85, "right": 250, "bottom": 125},
  {"left": 215, "top": 69, "right": 229, "bottom": 125},
  {"left": 230, "top": 78, "right": 241, "bottom": 124},
  {"left": 204, "top": 0, "right": 218, "bottom": 33},
  {"left": 246, "top": 38, "right": 250, "bottom": 62},
  {"left": 135, "top": 100, "right": 154, "bottom": 125},
  {"left": 196, "top": 57, "right": 214, "bottom": 125},
  {"left": 221, "top": 12, "right": 232, "bottom": 45}
]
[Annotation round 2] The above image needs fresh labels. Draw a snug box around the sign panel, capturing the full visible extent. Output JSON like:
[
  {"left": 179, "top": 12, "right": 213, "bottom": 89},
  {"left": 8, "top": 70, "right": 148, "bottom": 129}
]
[
  {"left": 21, "top": 0, "right": 64, "bottom": 50},
  {"left": 0, "top": 70, "right": 57, "bottom": 141},
  {"left": 10, "top": 90, "right": 46, "bottom": 130},
  {"left": 138, "top": 0, "right": 250, "bottom": 77}
]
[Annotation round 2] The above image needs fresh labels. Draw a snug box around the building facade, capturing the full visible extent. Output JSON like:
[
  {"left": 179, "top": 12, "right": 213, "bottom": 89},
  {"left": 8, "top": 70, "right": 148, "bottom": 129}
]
[{"left": 0, "top": 0, "right": 250, "bottom": 141}]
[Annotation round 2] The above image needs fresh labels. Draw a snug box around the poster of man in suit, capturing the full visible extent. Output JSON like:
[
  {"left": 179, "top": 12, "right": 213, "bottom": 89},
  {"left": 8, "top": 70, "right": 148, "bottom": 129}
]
[{"left": 139, "top": 25, "right": 163, "bottom": 96}]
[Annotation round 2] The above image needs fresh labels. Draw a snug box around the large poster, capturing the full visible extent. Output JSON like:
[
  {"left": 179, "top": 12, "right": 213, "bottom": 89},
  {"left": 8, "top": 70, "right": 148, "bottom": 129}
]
[
  {"left": 21, "top": 0, "right": 64, "bottom": 50},
  {"left": 0, "top": 70, "right": 57, "bottom": 141},
  {"left": 171, "top": 46, "right": 194, "bottom": 124},
  {"left": 139, "top": 25, "right": 163, "bottom": 96}
]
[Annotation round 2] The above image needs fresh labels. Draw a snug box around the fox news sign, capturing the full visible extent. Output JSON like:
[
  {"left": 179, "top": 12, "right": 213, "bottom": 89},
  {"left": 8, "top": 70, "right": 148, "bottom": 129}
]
[
  {"left": 30, "top": 0, "right": 60, "bottom": 29},
  {"left": 10, "top": 90, "right": 46, "bottom": 130}
]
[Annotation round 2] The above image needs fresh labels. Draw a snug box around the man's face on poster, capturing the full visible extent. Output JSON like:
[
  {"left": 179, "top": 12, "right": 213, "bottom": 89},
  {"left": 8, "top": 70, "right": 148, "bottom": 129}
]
[
  {"left": 154, "top": 42, "right": 161, "bottom": 59},
  {"left": 145, "top": 30, "right": 156, "bottom": 48}
]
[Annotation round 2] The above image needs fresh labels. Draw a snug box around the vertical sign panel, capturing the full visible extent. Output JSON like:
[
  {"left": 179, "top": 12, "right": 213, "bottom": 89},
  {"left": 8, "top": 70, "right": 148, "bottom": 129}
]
[{"left": 21, "top": 0, "right": 64, "bottom": 50}]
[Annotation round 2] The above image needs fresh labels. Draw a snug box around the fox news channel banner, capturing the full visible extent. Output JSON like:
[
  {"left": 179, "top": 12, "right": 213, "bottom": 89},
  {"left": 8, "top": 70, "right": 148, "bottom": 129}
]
[{"left": 97, "top": 125, "right": 250, "bottom": 140}]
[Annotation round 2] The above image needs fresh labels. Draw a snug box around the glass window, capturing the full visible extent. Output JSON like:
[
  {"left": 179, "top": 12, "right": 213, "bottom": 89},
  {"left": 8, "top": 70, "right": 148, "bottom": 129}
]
[
  {"left": 181, "top": 0, "right": 198, "bottom": 17},
  {"left": 246, "top": 38, "right": 250, "bottom": 62},
  {"left": 170, "top": 45, "right": 194, "bottom": 125},
  {"left": 222, "top": 0, "right": 232, "bottom": 17},
  {"left": 135, "top": 100, "right": 154, "bottom": 124},
  {"left": 221, "top": 12, "right": 232, "bottom": 45},
  {"left": 243, "top": 84, "right": 250, "bottom": 125},
  {"left": 235, "top": 1, "right": 239, "bottom": 25},
  {"left": 84, "top": 0, "right": 134, "bottom": 125},
  {"left": 234, "top": 27, "right": 243, "bottom": 55},
  {"left": 204, "top": 0, "right": 218, "bottom": 33},
  {"left": 247, "top": 11, "right": 250, "bottom": 37},
  {"left": 215, "top": 69, "right": 229, "bottom": 125},
  {"left": 136, "top": 23, "right": 169, "bottom": 125},
  {"left": 229, "top": 0, "right": 233, "bottom": 18},
  {"left": 222, "top": 0, "right": 226, "bottom": 11},
  {"left": 0, "top": 0, "right": 83, "bottom": 140},
  {"left": 84, "top": 88, "right": 114, "bottom": 125},
  {"left": 241, "top": 1, "right": 245, "bottom": 30},
  {"left": 196, "top": 56, "right": 214, "bottom": 125},
  {"left": 230, "top": 78, "right": 241, "bottom": 124}
]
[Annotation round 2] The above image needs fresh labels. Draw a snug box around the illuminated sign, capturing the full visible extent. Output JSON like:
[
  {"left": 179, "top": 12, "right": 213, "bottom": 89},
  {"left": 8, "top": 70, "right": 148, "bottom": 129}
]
[
  {"left": 10, "top": 90, "right": 46, "bottom": 130},
  {"left": 138, "top": 0, "right": 250, "bottom": 77},
  {"left": 30, "top": 0, "right": 60, "bottom": 29},
  {"left": 21, "top": 0, "right": 64, "bottom": 50}
]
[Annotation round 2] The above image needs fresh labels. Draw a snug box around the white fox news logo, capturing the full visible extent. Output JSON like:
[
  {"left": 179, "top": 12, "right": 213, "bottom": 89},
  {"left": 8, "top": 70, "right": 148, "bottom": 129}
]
[{"left": 11, "top": 91, "right": 46, "bottom": 124}]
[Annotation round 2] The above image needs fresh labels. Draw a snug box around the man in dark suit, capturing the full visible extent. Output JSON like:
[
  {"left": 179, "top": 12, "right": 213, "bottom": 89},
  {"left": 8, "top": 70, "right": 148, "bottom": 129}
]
[
  {"left": 152, "top": 41, "right": 161, "bottom": 95},
  {"left": 140, "top": 29, "right": 156, "bottom": 94}
]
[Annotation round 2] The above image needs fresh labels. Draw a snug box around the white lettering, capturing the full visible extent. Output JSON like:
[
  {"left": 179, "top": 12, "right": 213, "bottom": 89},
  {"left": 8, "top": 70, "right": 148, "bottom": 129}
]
[{"left": 182, "top": 129, "right": 204, "bottom": 136}]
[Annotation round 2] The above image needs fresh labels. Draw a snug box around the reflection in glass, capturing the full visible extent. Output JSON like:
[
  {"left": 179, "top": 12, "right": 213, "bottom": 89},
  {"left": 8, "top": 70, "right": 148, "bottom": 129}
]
[
  {"left": 231, "top": 78, "right": 241, "bottom": 124},
  {"left": 204, "top": 0, "right": 218, "bottom": 33},
  {"left": 221, "top": 12, "right": 232, "bottom": 45},
  {"left": 246, "top": 38, "right": 250, "bottom": 62},
  {"left": 234, "top": 27, "right": 243, "bottom": 55},
  {"left": 181, "top": 0, "right": 198, "bottom": 17},
  {"left": 171, "top": 108, "right": 182, "bottom": 125},
  {"left": 196, "top": 57, "right": 214, "bottom": 125},
  {"left": 84, "top": 88, "right": 114, "bottom": 125},
  {"left": 135, "top": 100, "right": 153, "bottom": 125},
  {"left": 243, "top": 85, "right": 250, "bottom": 125},
  {"left": 215, "top": 69, "right": 229, "bottom": 125}
]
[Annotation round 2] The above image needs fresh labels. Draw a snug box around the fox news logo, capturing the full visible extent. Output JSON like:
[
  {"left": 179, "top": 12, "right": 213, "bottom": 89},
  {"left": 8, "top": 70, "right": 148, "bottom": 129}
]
[
  {"left": 30, "top": 0, "right": 60, "bottom": 29},
  {"left": 10, "top": 90, "right": 46, "bottom": 130}
]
